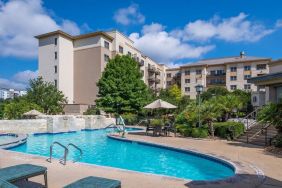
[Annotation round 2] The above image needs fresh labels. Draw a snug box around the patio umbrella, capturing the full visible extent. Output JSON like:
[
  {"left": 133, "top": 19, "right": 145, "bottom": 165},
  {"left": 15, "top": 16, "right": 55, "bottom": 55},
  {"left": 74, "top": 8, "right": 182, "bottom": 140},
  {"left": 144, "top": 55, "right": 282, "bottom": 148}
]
[
  {"left": 23, "top": 109, "right": 44, "bottom": 119},
  {"left": 144, "top": 99, "right": 177, "bottom": 109}
]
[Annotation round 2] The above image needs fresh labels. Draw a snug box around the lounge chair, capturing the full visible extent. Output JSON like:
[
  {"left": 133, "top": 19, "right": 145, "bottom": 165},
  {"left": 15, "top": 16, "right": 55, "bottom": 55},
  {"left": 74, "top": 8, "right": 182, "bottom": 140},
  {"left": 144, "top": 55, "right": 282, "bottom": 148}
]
[
  {"left": 0, "top": 164, "right": 47, "bottom": 188},
  {"left": 64, "top": 176, "right": 121, "bottom": 188},
  {"left": 0, "top": 179, "right": 17, "bottom": 188}
]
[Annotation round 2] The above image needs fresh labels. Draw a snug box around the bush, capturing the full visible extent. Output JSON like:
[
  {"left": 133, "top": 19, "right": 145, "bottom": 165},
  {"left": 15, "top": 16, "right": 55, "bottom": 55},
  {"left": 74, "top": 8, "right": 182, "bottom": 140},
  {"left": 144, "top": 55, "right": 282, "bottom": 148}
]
[
  {"left": 273, "top": 134, "right": 282, "bottom": 148},
  {"left": 176, "top": 124, "right": 208, "bottom": 138},
  {"left": 83, "top": 107, "right": 100, "bottom": 115},
  {"left": 122, "top": 113, "right": 138, "bottom": 125},
  {"left": 191, "top": 128, "right": 209, "bottom": 138},
  {"left": 214, "top": 122, "right": 245, "bottom": 139},
  {"left": 150, "top": 119, "right": 164, "bottom": 127}
]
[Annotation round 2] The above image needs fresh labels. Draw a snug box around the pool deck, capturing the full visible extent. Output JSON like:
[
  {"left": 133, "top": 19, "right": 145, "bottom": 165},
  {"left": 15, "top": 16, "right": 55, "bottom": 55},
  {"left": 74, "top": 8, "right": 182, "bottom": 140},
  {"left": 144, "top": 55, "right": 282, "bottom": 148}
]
[{"left": 0, "top": 131, "right": 282, "bottom": 187}]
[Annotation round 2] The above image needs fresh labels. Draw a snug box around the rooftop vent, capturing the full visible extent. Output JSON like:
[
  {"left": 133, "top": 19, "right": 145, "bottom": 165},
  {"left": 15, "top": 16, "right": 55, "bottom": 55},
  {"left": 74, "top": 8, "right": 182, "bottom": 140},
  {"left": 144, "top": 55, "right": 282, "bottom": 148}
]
[{"left": 240, "top": 51, "right": 245, "bottom": 58}]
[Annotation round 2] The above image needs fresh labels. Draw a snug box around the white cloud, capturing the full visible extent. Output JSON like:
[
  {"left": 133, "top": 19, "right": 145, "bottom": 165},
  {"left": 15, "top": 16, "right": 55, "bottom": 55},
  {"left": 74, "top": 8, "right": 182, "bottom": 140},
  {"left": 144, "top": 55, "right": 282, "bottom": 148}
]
[
  {"left": 173, "top": 13, "right": 274, "bottom": 42},
  {"left": 276, "top": 19, "right": 282, "bottom": 28},
  {"left": 12, "top": 70, "right": 38, "bottom": 84},
  {"left": 129, "top": 23, "right": 214, "bottom": 64},
  {"left": 114, "top": 4, "right": 145, "bottom": 25},
  {"left": 0, "top": 0, "right": 81, "bottom": 58},
  {"left": 0, "top": 70, "right": 38, "bottom": 90}
]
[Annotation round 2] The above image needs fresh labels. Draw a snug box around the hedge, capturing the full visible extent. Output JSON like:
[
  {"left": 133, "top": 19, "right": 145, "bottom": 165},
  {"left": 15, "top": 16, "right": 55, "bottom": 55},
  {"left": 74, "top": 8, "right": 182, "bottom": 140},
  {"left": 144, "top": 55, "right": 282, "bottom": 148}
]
[
  {"left": 176, "top": 124, "right": 208, "bottom": 138},
  {"left": 122, "top": 113, "right": 138, "bottom": 125},
  {"left": 213, "top": 122, "right": 245, "bottom": 139}
]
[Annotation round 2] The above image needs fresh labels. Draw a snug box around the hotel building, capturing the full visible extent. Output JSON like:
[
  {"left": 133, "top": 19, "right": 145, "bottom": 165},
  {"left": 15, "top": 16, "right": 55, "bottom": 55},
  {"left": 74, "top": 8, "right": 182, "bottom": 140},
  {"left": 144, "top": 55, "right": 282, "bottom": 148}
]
[
  {"left": 36, "top": 30, "right": 273, "bottom": 113},
  {"left": 36, "top": 30, "right": 167, "bottom": 113},
  {"left": 179, "top": 53, "right": 271, "bottom": 99}
]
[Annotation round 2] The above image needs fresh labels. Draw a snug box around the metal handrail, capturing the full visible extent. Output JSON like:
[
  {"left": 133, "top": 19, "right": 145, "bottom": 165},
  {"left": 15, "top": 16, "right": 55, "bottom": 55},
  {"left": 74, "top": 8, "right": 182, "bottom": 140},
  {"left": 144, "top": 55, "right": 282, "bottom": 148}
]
[
  {"left": 47, "top": 141, "right": 68, "bottom": 165},
  {"left": 67, "top": 143, "right": 83, "bottom": 162}
]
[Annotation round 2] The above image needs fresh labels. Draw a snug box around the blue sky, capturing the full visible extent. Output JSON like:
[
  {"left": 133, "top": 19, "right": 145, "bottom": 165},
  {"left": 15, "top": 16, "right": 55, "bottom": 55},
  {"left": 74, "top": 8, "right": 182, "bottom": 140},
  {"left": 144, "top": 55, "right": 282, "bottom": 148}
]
[{"left": 0, "top": 0, "right": 282, "bottom": 89}]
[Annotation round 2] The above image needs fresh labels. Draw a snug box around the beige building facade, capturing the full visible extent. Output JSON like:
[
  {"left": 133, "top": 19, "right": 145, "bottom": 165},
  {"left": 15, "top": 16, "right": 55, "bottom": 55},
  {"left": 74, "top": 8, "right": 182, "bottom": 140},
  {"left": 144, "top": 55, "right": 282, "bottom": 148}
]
[
  {"left": 178, "top": 54, "right": 271, "bottom": 99},
  {"left": 36, "top": 30, "right": 167, "bottom": 108}
]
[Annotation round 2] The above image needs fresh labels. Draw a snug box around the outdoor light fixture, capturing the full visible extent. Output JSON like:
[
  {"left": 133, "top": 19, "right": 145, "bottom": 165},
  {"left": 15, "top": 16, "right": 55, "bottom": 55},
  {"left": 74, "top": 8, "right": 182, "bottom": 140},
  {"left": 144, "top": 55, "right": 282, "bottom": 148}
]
[{"left": 195, "top": 84, "right": 204, "bottom": 127}]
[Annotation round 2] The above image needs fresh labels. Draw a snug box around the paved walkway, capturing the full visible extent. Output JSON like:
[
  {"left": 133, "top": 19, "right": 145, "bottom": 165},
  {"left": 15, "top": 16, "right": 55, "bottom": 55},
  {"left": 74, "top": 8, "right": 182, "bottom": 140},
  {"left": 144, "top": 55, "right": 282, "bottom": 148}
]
[{"left": 0, "top": 132, "right": 282, "bottom": 188}]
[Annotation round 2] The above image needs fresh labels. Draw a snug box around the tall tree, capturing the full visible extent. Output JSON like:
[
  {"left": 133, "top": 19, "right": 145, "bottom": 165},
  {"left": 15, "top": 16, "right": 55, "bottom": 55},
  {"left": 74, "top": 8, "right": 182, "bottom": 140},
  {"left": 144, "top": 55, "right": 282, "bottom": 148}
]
[
  {"left": 201, "top": 87, "right": 229, "bottom": 101},
  {"left": 96, "top": 55, "right": 152, "bottom": 114},
  {"left": 26, "top": 77, "right": 67, "bottom": 114},
  {"left": 218, "top": 94, "right": 243, "bottom": 120}
]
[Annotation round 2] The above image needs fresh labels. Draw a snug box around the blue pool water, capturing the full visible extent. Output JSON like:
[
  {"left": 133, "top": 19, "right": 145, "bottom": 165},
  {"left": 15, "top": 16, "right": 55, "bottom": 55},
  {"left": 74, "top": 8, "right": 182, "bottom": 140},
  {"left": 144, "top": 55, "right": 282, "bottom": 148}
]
[{"left": 9, "top": 128, "right": 234, "bottom": 180}]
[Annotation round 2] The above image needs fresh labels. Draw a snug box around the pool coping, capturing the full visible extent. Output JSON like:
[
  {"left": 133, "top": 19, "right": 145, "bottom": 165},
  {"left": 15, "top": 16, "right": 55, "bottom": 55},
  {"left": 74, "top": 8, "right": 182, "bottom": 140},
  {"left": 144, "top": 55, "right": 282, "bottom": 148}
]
[
  {"left": 107, "top": 134, "right": 265, "bottom": 185},
  {"left": 0, "top": 133, "right": 27, "bottom": 149}
]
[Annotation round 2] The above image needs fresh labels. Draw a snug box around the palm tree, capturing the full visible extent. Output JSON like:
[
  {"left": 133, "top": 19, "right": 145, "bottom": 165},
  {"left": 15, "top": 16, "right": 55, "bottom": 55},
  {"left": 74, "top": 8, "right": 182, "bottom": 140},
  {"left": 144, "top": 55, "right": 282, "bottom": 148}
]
[
  {"left": 200, "top": 99, "right": 222, "bottom": 138},
  {"left": 218, "top": 94, "right": 243, "bottom": 120}
]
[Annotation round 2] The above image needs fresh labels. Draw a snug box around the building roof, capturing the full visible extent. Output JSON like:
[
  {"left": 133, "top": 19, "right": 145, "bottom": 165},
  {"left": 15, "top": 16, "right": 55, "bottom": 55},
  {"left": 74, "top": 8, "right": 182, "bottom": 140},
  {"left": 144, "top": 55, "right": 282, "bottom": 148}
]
[
  {"left": 248, "top": 72, "right": 282, "bottom": 83},
  {"left": 180, "top": 56, "right": 271, "bottom": 68},
  {"left": 35, "top": 30, "right": 114, "bottom": 41}
]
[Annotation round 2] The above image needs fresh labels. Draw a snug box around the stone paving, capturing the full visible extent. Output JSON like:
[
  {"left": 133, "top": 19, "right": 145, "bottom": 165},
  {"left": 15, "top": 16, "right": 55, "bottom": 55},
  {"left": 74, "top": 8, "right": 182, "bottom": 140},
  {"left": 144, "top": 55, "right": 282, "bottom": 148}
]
[{"left": 0, "top": 131, "right": 282, "bottom": 188}]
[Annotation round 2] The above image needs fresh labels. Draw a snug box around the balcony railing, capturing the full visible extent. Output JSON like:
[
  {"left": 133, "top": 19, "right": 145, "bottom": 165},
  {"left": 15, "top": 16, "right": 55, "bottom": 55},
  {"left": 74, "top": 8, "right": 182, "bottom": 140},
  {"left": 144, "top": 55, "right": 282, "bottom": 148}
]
[
  {"left": 155, "top": 70, "right": 160, "bottom": 75},
  {"left": 155, "top": 78, "right": 161, "bottom": 84}
]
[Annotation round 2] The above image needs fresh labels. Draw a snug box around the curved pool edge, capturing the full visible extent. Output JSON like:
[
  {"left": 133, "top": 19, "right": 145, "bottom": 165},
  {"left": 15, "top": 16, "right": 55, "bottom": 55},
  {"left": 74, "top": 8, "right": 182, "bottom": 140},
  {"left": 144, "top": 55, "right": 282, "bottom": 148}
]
[
  {"left": 107, "top": 134, "right": 248, "bottom": 183},
  {"left": 0, "top": 133, "right": 27, "bottom": 149}
]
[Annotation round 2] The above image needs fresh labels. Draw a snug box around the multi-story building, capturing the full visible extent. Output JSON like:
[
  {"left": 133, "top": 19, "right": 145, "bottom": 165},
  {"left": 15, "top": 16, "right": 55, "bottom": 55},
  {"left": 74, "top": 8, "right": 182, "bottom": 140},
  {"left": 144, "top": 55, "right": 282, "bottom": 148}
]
[
  {"left": 36, "top": 30, "right": 167, "bottom": 112},
  {"left": 180, "top": 53, "right": 271, "bottom": 99},
  {"left": 0, "top": 89, "right": 27, "bottom": 100},
  {"left": 166, "top": 68, "right": 181, "bottom": 88}
]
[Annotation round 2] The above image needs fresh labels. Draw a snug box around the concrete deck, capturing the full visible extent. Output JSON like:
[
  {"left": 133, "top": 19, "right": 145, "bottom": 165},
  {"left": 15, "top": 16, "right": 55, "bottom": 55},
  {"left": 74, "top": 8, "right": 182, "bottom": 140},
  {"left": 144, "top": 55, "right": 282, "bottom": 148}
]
[{"left": 0, "top": 132, "right": 282, "bottom": 188}]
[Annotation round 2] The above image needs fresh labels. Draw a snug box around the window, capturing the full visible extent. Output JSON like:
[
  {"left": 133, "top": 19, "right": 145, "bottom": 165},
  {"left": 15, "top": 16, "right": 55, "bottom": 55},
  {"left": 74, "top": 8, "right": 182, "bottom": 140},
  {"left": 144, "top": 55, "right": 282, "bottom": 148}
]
[
  {"left": 104, "top": 54, "right": 110, "bottom": 62},
  {"left": 185, "top": 79, "right": 190, "bottom": 83},
  {"left": 256, "top": 64, "right": 266, "bottom": 70},
  {"left": 167, "top": 81, "right": 172, "bottom": 86},
  {"left": 55, "top": 52, "right": 57, "bottom": 59},
  {"left": 184, "top": 70, "right": 190, "bottom": 75},
  {"left": 54, "top": 79, "right": 57, "bottom": 88},
  {"left": 185, "top": 87, "right": 190, "bottom": 92},
  {"left": 104, "top": 41, "right": 109, "bottom": 49},
  {"left": 119, "top": 46, "right": 123, "bottom": 54},
  {"left": 167, "top": 73, "right": 171, "bottom": 78},
  {"left": 54, "top": 66, "right": 57, "bottom": 73},
  {"left": 244, "top": 74, "right": 251, "bottom": 80},
  {"left": 244, "top": 84, "right": 251, "bottom": 90},
  {"left": 210, "top": 70, "right": 216, "bottom": 75},
  {"left": 244, "top": 65, "right": 251, "bottom": 71},
  {"left": 54, "top": 38, "right": 57, "bottom": 45},
  {"left": 230, "top": 85, "right": 237, "bottom": 90},
  {"left": 196, "top": 69, "right": 202, "bottom": 75},
  {"left": 230, "top": 66, "right": 237, "bottom": 72},
  {"left": 128, "top": 51, "right": 132, "bottom": 57},
  {"left": 230, "top": 76, "right": 237, "bottom": 81}
]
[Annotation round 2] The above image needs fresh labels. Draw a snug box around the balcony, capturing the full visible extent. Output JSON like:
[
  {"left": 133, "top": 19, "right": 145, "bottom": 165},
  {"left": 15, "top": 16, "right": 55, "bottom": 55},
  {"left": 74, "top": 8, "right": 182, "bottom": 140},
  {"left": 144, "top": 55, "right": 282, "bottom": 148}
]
[
  {"left": 139, "top": 60, "right": 144, "bottom": 66},
  {"left": 207, "top": 72, "right": 226, "bottom": 77},
  {"left": 155, "top": 78, "right": 161, "bottom": 84},
  {"left": 148, "top": 77, "right": 155, "bottom": 82},
  {"left": 155, "top": 69, "right": 161, "bottom": 75},
  {"left": 148, "top": 65, "right": 156, "bottom": 72}
]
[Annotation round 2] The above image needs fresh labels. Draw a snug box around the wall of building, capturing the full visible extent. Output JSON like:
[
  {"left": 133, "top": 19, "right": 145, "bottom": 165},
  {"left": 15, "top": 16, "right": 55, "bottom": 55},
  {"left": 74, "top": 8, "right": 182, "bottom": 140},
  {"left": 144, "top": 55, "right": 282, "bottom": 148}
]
[
  {"left": 58, "top": 36, "right": 74, "bottom": 103},
  {"left": 38, "top": 35, "right": 59, "bottom": 83}
]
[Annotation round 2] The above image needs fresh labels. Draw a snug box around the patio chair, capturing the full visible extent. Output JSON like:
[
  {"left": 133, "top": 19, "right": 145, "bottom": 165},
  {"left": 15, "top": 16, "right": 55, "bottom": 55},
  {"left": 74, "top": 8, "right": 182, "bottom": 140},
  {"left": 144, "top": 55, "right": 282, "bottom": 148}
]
[
  {"left": 0, "top": 164, "right": 47, "bottom": 188},
  {"left": 145, "top": 120, "right": 154, "bottom": 135},
  {"left": 64, "top": 176, "right": 121, "bottom": 188}
]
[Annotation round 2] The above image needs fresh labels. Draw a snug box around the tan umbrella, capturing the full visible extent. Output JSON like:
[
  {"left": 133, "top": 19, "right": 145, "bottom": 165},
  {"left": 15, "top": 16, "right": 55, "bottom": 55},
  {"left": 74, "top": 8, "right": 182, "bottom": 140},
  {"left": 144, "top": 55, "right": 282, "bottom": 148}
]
[
  {"left": 144, "top": 99, "right": 177, "bottom": 109},
  {"left": 23, "top": 109, "right": 43, "bottom": 117}
]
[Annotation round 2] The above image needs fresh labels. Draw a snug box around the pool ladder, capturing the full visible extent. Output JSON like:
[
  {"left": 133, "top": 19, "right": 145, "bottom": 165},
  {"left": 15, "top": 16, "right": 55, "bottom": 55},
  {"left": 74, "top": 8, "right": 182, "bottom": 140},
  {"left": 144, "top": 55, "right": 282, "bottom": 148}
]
[{"left": 47, "top": 141, "right": 83, "bottom": 165}]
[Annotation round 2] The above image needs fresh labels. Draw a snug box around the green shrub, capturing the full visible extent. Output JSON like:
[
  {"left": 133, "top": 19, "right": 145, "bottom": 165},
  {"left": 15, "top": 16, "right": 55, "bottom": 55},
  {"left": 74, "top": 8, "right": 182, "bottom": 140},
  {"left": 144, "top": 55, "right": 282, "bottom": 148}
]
[
  {"left": 191, "top": 128, "right": 209, "bottom": 138},
  {"left": 273, "top": 134, "right": 282, "bottom": 148},
  {"left": 214, "top": 122, "right": 245, "bottom": 139},
  {"left": 122, "top": 113, "right": 138, "bottom": 125},
  {"left": 84, "top": 107, "right": 100, "bottom": 115},
  {"left": 150, "top": 119, "right": 164, "bottom": 127},
  {"left": 176, "top": 124, "right": 208, "bottom": 138}
]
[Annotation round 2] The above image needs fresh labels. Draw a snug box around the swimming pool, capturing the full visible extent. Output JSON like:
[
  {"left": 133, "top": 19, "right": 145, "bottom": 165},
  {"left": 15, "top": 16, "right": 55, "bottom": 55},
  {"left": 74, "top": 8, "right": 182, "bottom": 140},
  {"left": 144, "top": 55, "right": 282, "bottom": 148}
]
[{"left": 9, "top": 128, "right": 235, "bottom": 180}]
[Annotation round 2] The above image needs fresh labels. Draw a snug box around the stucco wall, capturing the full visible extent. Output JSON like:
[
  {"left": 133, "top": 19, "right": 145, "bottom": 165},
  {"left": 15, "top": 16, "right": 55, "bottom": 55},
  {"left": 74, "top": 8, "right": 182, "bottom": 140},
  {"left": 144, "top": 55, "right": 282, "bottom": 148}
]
[{"left": 0, "top": 119, "right": 47, "bottom": 134}]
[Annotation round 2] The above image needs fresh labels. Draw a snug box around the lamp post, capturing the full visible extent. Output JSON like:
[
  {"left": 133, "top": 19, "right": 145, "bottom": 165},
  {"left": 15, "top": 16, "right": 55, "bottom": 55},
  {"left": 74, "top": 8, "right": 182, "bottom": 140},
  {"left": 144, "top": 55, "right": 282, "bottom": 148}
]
[{"left": 195, "top": 84, "right": 204, "bottom": 127}]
